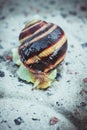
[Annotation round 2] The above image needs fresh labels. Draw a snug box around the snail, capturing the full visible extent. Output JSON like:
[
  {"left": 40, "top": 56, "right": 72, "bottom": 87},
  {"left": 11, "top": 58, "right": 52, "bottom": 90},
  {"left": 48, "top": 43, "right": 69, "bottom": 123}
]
[{"left": 18, "top": 20, "right": 67, "bottom": 89}]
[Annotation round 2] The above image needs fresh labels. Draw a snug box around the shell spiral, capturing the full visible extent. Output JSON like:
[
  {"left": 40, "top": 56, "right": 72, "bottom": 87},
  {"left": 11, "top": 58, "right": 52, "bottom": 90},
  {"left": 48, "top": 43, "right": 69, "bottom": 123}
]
[{"left": 18, "top": 20, "right": 67, "bottom": 74}]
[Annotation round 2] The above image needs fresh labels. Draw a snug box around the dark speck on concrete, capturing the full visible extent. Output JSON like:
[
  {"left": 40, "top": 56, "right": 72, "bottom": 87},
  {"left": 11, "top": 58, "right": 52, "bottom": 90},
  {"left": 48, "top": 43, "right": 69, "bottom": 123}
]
[
  {"left": 12, "top": 28, "right": 16, "bottom": 31},
  {"left": 0, "top": 44, "right": 3, "bottom": 49},
  {"left": 81, "top": 43, "right": 87, "bottom": 48},
  {"left": 0, "top": 56, "right": 5, "bottom": 63},
  {"left": 47, "top": 92, "right": 53, "bottom": 96},
  {"left": 9, "top": 8, "right": 15, "bottom": 12},
  {"left": 56, "top": 101, "right": 60, "bottom": 106},
  {"left": 0, "top": 70, "right": 5, "bottom": 77},
  {"left": 68, "top": 50, "right": 71, "bottom": 53},
  {"left": 0, "top": 16, "right": 5, "bottom": 20},
  {"left": 43, "top": 16, "right": 47, "bottom": 19},
  {"left": 0, "top": 91, "right": 4, "bottom": 98},
  {"left": 14, "top": 117, "right": 24, "bottom": 125},
  {"left": 0, "top": 40, "right": 2, "bottom": 42},
  {"left": 8, "top": 125, "right": 11, "bottom": 128},
  {"left": 67, "top": 80, "right": 71, "bottom": 83},
  {"left": 65, "top": 62, "right": 70, "bottom": 66},
  {"left": 69, "top": 11, "right": 77, "bottom": 16},
  {"left": 0, "top": 120, "right": 7, "bottom": 123},
  {"left": 44, "top": 5, "right": 49, "bottom": 9},
  {"left": 49, "top": 0, "right": 56, "bottom": 5},
  {"left": 57, "top": 127, "right": 60, "bottom": 130},
  {"left": 17, "top": 84, "right": 23, "bottom": 87},
  {"left": 80, "top": 5, "right": 87, "bottom": 11},
  {"left": 15, "top": 2, "right": 19, "bottom": 6},
  {"left": 70, "top": 45, "right": 74, "bottom": 48},
  {"left": 51, "top": 14, "right": 56, "bottom": 17},
  {"left": 11, "top": 42, "right": 16, "bottom": 45},
  {"left": 61, "top": 13, "right": 67, "bottom": 18},
  {"left": 60, "top": 7, "right": 64, "bottom": 11},
  {"left": 33, "top": 112, "right": 36, "bottom": 115},
  {"left": 32, "top": 118, "right": 40, "bottom": 121}
]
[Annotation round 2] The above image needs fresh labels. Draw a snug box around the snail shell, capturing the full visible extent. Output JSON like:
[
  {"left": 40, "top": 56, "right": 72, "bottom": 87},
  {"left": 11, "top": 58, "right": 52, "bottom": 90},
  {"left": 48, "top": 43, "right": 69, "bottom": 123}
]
[{"left": 18, "top": 20, "right": 67, "bottom": 74}]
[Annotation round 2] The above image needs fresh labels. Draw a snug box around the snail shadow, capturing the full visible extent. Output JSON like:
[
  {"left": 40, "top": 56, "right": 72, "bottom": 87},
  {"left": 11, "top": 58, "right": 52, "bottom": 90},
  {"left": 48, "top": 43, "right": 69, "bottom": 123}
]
[{"left": 57, "top": 107, "right": 87, "bottom": 130}]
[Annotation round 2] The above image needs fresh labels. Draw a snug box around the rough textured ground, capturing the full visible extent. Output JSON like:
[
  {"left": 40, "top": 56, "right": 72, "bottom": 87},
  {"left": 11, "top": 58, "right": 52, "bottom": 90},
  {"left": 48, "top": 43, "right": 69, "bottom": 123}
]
[{"left": 0, "top": 0, "right": 87, "bottom": 130}]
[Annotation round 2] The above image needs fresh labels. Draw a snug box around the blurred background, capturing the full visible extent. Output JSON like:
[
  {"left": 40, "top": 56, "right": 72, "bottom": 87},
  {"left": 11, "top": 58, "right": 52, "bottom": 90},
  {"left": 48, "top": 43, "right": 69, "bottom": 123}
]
[{"left": 0, "top": 0, "right": 87, "bottom": 49}]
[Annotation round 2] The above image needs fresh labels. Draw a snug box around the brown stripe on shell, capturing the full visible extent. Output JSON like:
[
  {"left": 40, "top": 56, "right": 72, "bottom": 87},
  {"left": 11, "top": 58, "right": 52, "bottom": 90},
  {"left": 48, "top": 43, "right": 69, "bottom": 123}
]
[
  {"left": 25, "top": 34, "right": 66, "bottom": 65},
  {"left": 28, "top": 41, "right": 67, "bottom": 73},
  {"left": 25, "top": 24, "right": 57, "bottom": 46},
  {"left": 19, "top": 21, "right": 47, "bottom": 41},
  {"left": 18, "top": 25, "right": 64, "bottom": 64},
  {"left": 19, "top": 23, "right": 52, "bottom": 46},
  {"left": 22, "top": 20, "right": 47, "bottom": 33},
  {"left": 19, "top": 24, "right": 57, "bottom": 49},
  {"left": 44, "top": 52, "right": 66, "bottom": 73},
  {"left": 23, "top": 20, "right": 41, "bottom": 30}
]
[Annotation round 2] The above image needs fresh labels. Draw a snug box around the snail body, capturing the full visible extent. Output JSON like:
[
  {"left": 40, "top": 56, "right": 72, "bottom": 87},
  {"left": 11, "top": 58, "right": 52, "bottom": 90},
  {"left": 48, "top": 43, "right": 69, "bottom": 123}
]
[{"left": 18, "top": 20, "right": 67, "bottom": 89}]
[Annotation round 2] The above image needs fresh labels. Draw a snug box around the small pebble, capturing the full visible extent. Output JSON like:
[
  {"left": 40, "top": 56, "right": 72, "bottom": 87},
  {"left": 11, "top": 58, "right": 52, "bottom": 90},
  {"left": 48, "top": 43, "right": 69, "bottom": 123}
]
[{"left": 14, "top": 117, "right": 24, "bottom": 125}]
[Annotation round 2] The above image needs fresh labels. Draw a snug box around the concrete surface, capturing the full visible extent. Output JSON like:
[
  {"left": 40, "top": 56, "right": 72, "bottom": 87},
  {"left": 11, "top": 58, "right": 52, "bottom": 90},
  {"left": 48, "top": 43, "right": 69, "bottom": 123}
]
[{"left": 0, "top": 0, "right": 87, "bottom": 130}]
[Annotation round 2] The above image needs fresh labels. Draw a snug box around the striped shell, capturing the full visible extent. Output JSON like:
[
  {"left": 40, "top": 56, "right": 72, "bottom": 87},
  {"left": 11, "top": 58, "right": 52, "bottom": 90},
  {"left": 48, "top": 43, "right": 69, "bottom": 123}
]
[{"left": 18, "top": 20, "right": 67, "bottom": 74}]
